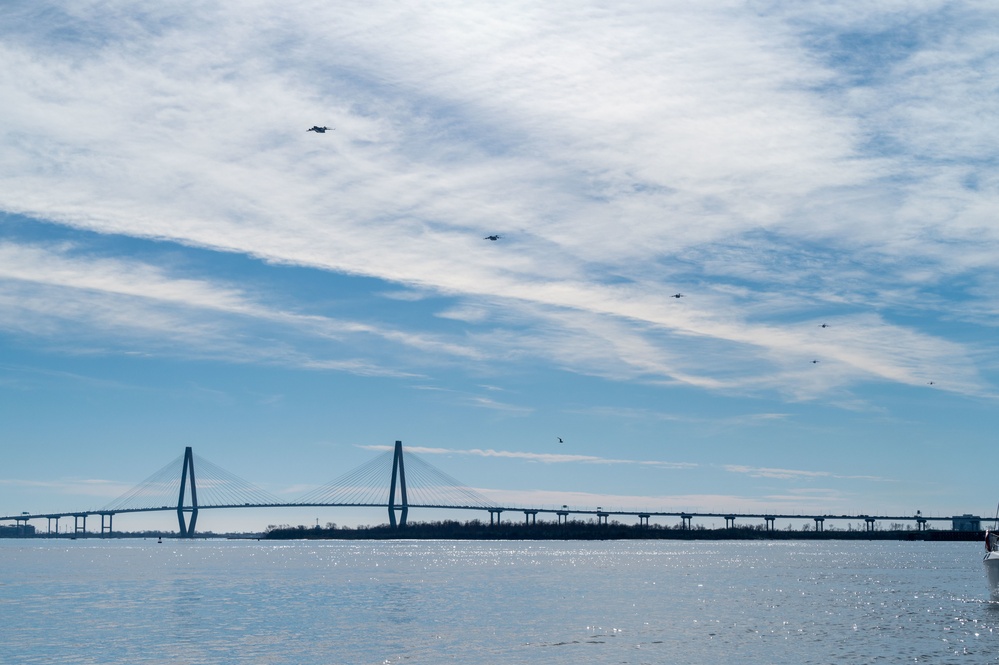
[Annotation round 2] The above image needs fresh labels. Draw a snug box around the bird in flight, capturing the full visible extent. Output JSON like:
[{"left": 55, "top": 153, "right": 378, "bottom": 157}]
[
  {"left": 811, "top": 359, "right": 820, "bottom": 364},
  {"left": 557, "top": 437, "right": 564, "bottom": 444},
  {"left": 671, "top": 293, "right": 684, "bottom": 299},
  {"left": 819, "top": 323, "right": 830, "bottom": 328},
  {"left": 927, "top": 381, "right": 935, "bottom": 385},
  {"left": 484, "top": 235, "right": 501, "bottom": 241},
  {"left": 307, "top": 126, "right": 332, "bottom": 133}
]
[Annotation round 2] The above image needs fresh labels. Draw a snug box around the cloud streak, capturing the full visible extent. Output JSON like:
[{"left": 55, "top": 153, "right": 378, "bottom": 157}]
[
  {"left": 725, "top": 465, "right": 893, "bottom": 483},
  {"left": 361, "top": 444, "right": 697, "bottom": 469},
  {"left": 0, "top": 0, "right": 996, "bottom": 404}
]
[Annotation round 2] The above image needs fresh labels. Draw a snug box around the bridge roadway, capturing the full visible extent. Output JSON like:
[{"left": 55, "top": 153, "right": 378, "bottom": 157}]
[
  {"left": 1, "top": 503, "right": 954, "bottom": 535},
  {"left": 0, "top": 443, "right": 967, "bottom": 536}
]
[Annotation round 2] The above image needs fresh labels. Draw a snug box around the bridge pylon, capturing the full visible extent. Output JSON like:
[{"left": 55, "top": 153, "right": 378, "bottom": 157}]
[
  {"left": 177, "top": 446, "right": 199, "bottom": 537},
  {"left": 388, "top": 440, "right": 408, "bottom": 528}
]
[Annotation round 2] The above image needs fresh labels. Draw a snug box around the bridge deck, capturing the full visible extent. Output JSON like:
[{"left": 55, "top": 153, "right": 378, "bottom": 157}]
[
  {"left": 1, "top": 504, "right": 959, "bottom": 523},
  {"left": 0, "top": 444, "right": 971, "bottom": 533}
]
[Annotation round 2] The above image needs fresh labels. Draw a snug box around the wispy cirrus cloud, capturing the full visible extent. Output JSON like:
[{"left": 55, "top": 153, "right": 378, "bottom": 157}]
[
  {"left": 0, "top": 240, "right": 472, "bottom": 376},
  {"left": 0, "top": 477, "right": 135, "bottom": 499},
  {"left": 360, "top": 444, "right": 696, "bottom": 469},
  {"left": 725, "top": 464, "right": 893, "bottom": 482},
  {"left": 571, "top": 405, "right": 791, "bottom": 425},
  {"left": 0, "top": 0, "right": 996, "bottom": 404}
]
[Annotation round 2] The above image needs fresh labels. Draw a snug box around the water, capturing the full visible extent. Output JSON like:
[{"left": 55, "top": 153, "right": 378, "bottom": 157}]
[{"left": 0, "top": 539, "right": 995, "bottom": 664}]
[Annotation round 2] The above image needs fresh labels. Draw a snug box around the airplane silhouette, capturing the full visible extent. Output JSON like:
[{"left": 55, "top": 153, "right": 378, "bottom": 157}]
[
  {"left": 307, "top": 126, "right": 332, "bottom": 133},
  {"left": 484, "top": 235, "right": 501, "bottom": 241},
  {"left": 811, "top": 360, "right": 820, "bottom": 364},
  {"left": 819, "top": 323, "right": 830, "bottom": 328},
  {"left": 671, "top": 293, "right": 684, "bottom": 299}
]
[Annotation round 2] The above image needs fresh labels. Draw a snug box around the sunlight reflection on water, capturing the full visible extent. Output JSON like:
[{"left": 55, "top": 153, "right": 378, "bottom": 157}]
[{"left": 0, "top": 539, "right": 994, "bottom": 664}]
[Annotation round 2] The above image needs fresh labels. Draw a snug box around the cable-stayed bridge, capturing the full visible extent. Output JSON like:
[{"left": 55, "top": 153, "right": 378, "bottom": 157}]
[
  {"left": 1, "top": 441, "right": 971, "bottom": 536},
  {"left": 4, "top": 442, "right": 500, "bottom": 536}
]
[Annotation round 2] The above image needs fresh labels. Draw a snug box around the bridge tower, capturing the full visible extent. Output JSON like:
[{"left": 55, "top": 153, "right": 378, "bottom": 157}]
[
  {"left": 388, "top": 440, "right": 408, "bottom": 528},
  {"left": 177, "top": 446, "right": 199, "bottom": 537}
]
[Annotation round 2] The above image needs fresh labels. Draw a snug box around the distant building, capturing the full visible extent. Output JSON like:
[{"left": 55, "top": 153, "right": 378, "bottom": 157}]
[
  {"left": 0, "top": 523, "right": 36, "bottom": 538},
  {"left": 952, "top": 514, "right": 982, "bottom": 531}
]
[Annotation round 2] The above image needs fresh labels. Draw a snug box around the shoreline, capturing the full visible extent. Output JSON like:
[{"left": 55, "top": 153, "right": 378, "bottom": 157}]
[{"left": 263, "top": 522, "right": 986, "bottom": 542}]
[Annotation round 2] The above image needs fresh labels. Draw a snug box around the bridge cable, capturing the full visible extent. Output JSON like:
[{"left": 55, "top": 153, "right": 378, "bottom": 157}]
[
  {"left": 294, "top": 449, "right": 394, "bottom": 506},
  {"left": 101, "top": 453, "right": 186, "bottom": 512}
]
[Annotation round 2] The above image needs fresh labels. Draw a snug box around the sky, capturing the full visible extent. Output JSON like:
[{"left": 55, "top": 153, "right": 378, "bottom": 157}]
[{"left": 2, "top": 0, "right": 999, "bottom": 533}]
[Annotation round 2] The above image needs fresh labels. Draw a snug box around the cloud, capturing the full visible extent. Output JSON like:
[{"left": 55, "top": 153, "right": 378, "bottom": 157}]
[
  {"left": 0, "top": 477, "right": 136, "bottom": 500},
  {"left": 360, "top": 444, "right": 696, "bottom": 468},
  {"left": 571, "top": 405, "right": 790, "bottom": 425},
  {"left": 724, "top": 464, "right": 893, "bottom": 482},
  {"left": 0, "top": 1, "right": 996, "bottom": 402},
  {"left": 0, "top": 240, "right": 471, "bottom": 376},
  {"left": 459, "top": 396, "right": 534, "bottom": 415}
]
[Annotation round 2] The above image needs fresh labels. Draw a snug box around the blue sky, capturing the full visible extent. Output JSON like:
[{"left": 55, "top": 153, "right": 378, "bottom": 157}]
[{"left": 2, "top": 0, "right": 998, "bottom": 532}]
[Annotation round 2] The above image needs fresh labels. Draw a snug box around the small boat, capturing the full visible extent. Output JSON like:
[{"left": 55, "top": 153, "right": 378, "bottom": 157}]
[{"left": 983, "top": 530, "right": 999, "bottom": 601}]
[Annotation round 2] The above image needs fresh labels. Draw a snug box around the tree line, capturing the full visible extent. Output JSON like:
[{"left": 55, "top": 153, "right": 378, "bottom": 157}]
[{"left": 262, "top": 519, "right": 977, "bottom": 541}]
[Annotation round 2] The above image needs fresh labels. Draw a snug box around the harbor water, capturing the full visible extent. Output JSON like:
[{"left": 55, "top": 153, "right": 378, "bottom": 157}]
[{"left": 0, "top": 538, "right": 995, "bottom": 664}]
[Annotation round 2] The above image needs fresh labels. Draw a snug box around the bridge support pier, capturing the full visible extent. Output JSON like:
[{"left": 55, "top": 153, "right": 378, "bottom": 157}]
[
  {"left": 681, "top": 514, "right": 692, "bottom": 530},
  {"left": 865, "top": 517, "right": 876, "bottom": 532},
  {"left": 15, "top": 516, "right": 29, "bottom": 536},
  {"left": 556, "top": 510, "right": 569, "bottom": 524},
  {"left": 523, "top": 510, "right": 538, "bottom": 525},
  {"left": 814, "top": 517, "right": 824, "bottom": 532},
  {"left": 74, "top": 514, "right": 87, "bottom": 535},
  {"left": 765, "top": 516, "right": 775, "bottom": 531},
  {"left": 916, "top": 517, "right": 927, "bottom": 531},
  {"left": 596, "top": 511, "right": 608, "bottom": 525},
  {"left": 638, "top": 513, "right": 650, "bottom": 527},
  {"left": 489, "top": 509, "right": 503, "bottom": 525},
  {"left": 100, "top": 513, "right": 114, "bottom": 537},
  {"left": 48, "top": 516, "right": 59, "bottom": 535},
  {"left": 725, "top": 515, "right": 736, "bottom": 529}
]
